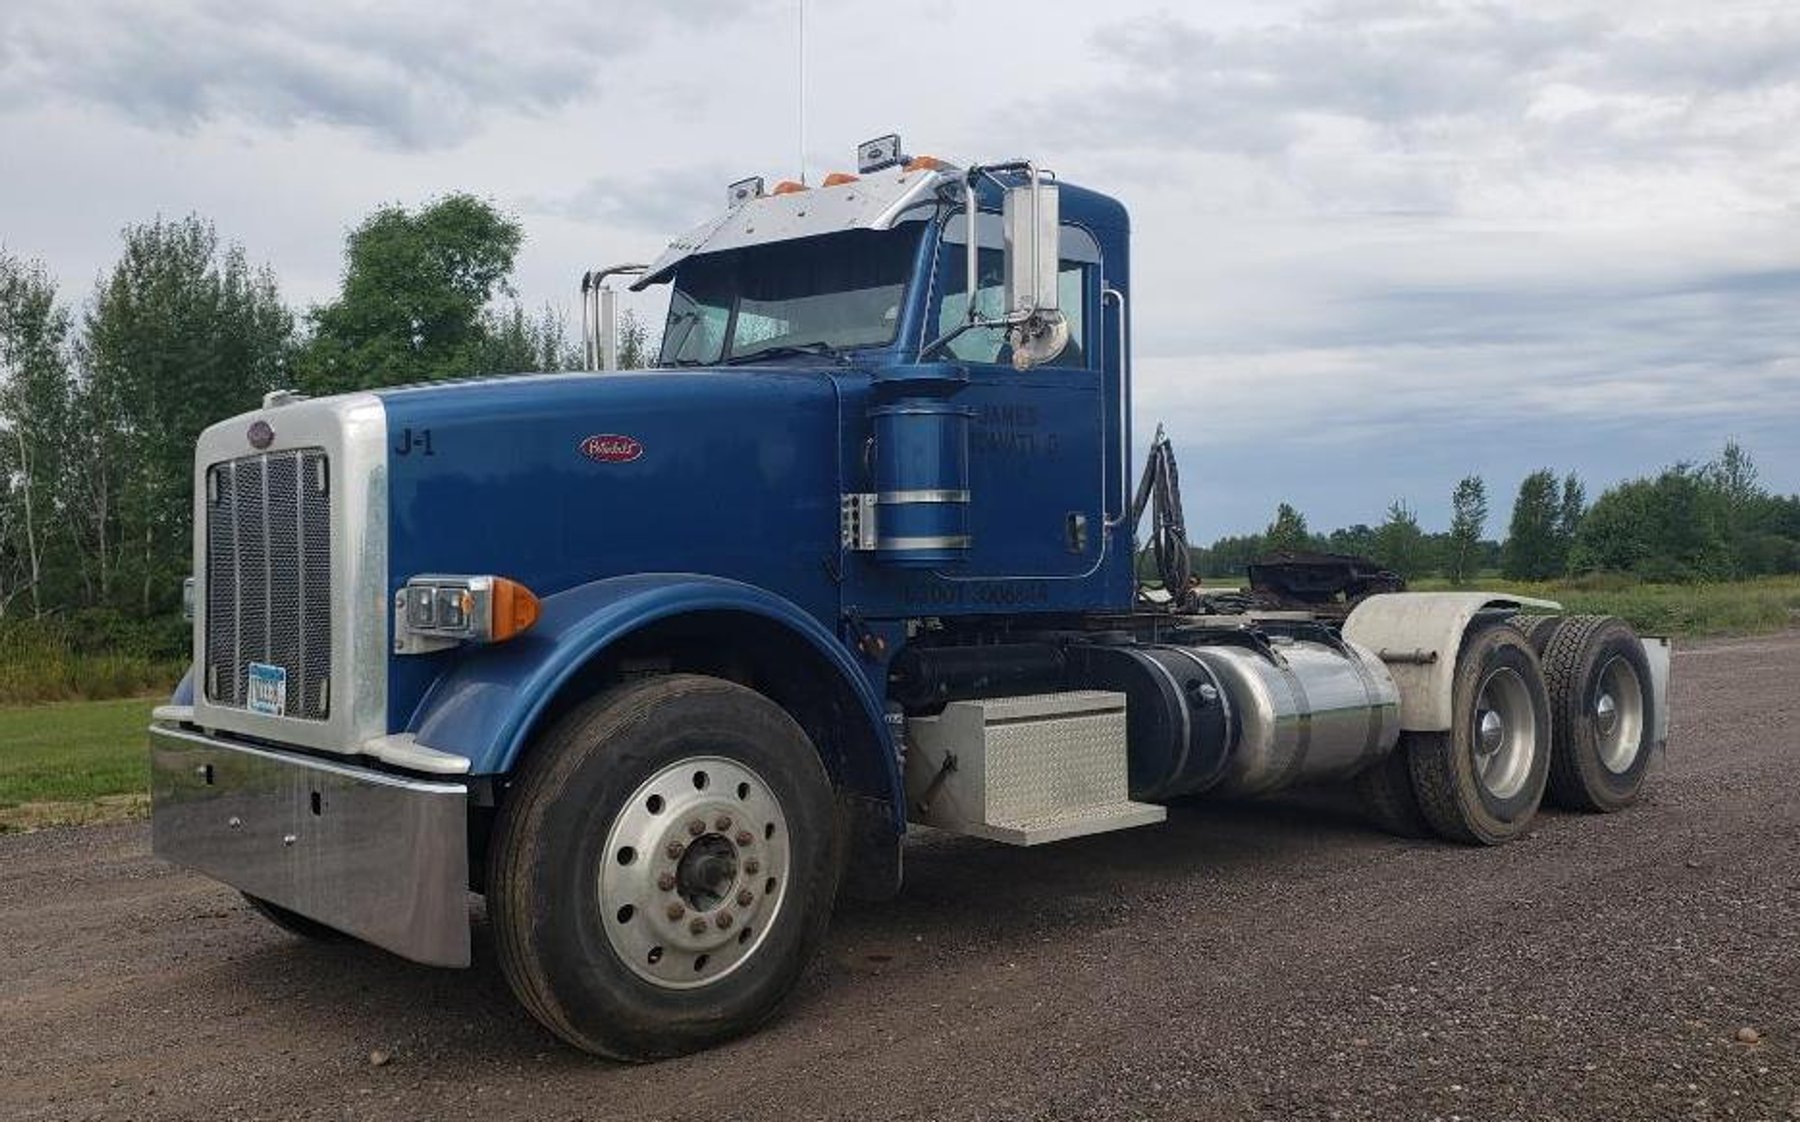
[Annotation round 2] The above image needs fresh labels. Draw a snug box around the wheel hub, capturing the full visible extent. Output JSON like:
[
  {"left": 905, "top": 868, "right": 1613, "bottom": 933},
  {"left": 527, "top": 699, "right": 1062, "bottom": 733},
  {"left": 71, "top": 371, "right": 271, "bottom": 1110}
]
[
  {"left": 675, "top": 834, "right": 738, "bottom": 912},
  {"left": 1593, "top": 657, "right": 1645, "bottom": 774},
  {"left": 1476, "top": 709, "right": 1505, "bottom": 755},
  {"left": 1595, "top": 692, "right": 1618, "bottom": 736},
  {"left": 1471, "top": 667, "right": 1536, "bottom": 801},
  {"left": 599, "top": 756, "right": 790, "bottom": 989}
]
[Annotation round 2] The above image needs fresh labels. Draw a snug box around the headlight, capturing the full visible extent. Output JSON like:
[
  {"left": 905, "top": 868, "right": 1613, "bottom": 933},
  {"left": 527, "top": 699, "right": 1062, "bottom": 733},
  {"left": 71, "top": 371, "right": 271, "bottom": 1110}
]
[{"left": 394, "top": 575, "right": 540, "bottom": 655}]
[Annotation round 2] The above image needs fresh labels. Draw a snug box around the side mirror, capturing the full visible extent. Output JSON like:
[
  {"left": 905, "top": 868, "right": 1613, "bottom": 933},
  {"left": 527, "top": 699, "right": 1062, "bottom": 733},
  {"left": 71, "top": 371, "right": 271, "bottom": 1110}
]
[
  {"left": 1003, "top": 176, "right": 1059, "bottom": 317},
  {"left": 1001, "top": 175, "right": 1067, "bottom": 369},
  {"left": 934, "top": 163, "right": 1068, "bottom": 368}
]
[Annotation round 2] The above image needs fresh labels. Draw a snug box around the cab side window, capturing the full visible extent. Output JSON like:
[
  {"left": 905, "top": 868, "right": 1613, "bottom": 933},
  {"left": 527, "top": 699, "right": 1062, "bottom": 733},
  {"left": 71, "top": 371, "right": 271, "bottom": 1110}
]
[{"left": 933, "top": 219, "right": 1099, "bottom": 368}]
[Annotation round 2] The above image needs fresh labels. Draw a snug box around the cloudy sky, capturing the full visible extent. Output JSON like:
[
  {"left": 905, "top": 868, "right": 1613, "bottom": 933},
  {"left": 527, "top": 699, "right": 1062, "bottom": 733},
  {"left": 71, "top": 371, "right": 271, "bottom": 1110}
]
[{"left": 2, "top": 0, "right": 1796, "bottom": 536}]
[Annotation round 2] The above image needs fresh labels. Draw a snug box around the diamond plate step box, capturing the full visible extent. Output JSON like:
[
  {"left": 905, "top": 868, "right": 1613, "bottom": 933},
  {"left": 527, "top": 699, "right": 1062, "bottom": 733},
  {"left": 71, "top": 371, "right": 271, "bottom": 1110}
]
[{"left": 903, "top": 690, "right": 1166, "bottom": 845}]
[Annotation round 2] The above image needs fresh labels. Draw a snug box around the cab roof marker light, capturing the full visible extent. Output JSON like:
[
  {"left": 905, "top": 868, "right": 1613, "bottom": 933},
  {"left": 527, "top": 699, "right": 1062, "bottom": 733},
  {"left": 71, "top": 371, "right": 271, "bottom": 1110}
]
[
  {"left": 771, "top": 180, "right": 809, "bottom": 195},
  {"left": 726, "top": 176, "right": 765, "bottom": 207},
  {"left": 857, "top": 133, "right": 904, "bottom": 174},
  {"left": 821, "top": 171, "right": 860, "bottom": 187}
]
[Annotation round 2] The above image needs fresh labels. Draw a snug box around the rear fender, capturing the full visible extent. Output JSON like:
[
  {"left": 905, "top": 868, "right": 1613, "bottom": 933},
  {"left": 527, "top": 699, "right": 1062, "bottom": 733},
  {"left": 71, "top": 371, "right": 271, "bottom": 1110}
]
[{"left": 1343, "top": 591, "right": 1562, "bottom": 732}]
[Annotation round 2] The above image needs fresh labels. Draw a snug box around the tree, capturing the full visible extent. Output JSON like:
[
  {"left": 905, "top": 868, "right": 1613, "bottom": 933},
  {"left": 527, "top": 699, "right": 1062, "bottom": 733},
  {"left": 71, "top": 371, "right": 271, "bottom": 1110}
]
[
  {"left": 1569, "top": 465, "right": 1731, "bottom": 581},
  {"left": 298, "top": 194, "right": 525, "bottom": 393},
  {"left": 0, "top": 253, "right": 72, "bottom": 617},
  {"left": 1557, "top": 473, "right": 1586, "bottom": 562},
  {"left": 616, "top": 309, "right": 653, "bottom": 370},
  {"left": 1326, "top": 523, "right": 1378, "bottom": 559},
  {"left": 1503, "top": 469, "right": 1563, "bottom": 580},
  {"left": 1704, "top": 440, "right": 1772, "bottom": 574},
  {"left": 1264, "top": 502, "right": 1311, "bottom": 554},
  {"left": 78, "top": 216, "right": 293, "bottom": 612},
  {"left": 480, "top": 302, "right": 582, "bottom": 374},
  {"left": 1374, "top": 500, "right": 1428, "bottom": 580},
  {"left": 1708, "top": 439, "right": 1760, "bottom": 511},
  {"left": 1447, "top": 475, "right": 1488, "bottom": 585}
]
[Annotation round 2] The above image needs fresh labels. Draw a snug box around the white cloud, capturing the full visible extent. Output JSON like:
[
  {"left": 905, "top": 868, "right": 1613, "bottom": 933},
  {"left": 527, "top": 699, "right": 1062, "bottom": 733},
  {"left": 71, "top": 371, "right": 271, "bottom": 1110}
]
[
  {"left": 0, "top": 0, "right": 1795, "bottom": 534},
  {"left": 0, "top": 0, "right": 746, "bottom": 148}
]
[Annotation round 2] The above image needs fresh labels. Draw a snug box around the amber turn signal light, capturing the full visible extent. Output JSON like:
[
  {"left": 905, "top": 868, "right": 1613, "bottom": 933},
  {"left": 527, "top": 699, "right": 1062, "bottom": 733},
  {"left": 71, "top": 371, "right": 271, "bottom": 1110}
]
[{"left": 488, "top": 578, "right": 540, "bottom": 642}]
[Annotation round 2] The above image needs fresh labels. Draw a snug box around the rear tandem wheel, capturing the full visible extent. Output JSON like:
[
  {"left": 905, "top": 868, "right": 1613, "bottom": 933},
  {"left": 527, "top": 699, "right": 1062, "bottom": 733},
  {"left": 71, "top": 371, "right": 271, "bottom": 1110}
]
[
  {"left": 1403, "top": 623, "right": 1553, "bottom": 845},
  {"left": 1539, "top": 614, "right": 1657, "bottom": 812}
]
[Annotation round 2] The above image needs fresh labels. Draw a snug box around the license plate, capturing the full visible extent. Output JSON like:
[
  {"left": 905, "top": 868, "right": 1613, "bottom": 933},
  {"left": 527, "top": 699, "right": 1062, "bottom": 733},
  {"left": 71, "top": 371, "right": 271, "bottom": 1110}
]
[{"left": 247, "top": 662, "right": 288, "bottom": 716}]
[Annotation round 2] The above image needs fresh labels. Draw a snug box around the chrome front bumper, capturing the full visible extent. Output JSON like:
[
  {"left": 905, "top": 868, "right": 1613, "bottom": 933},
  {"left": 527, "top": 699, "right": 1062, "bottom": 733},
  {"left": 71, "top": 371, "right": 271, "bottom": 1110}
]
[{"left": 149, "top": 722, "right": 471, "bottom": 967}]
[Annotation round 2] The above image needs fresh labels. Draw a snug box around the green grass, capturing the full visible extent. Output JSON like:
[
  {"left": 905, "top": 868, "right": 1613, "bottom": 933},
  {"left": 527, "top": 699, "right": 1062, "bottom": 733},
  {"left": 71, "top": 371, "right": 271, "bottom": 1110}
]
[
  {"left": 1405, "top": 574, "right": 1800, "bottom": 637},
  {"left": 0, "top": 696, "right": 156, "bottom": 826}
]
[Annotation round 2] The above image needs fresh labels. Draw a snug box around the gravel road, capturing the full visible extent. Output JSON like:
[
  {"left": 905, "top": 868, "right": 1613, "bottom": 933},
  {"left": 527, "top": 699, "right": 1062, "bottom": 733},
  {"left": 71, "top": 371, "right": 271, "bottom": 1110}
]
[{"left": 3, "top": 632, "right": 1796, "bottom": 1121}]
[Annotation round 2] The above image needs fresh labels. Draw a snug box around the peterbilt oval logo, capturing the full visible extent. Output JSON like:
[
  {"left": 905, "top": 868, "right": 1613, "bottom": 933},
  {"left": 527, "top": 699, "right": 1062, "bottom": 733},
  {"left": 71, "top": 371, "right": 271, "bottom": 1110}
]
[
  {"left": 579, "top": 434, "right": 643, "bottom": 463},
  {"left": 247, "top": 420, "right": 274, "bottom": 449}
]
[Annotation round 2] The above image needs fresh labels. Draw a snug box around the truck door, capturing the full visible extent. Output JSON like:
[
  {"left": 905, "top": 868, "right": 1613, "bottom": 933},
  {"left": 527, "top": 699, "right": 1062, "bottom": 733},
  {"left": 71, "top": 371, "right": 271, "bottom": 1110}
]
[{"left": 926, "top": 216, "right": 1108, "bottom": 580}]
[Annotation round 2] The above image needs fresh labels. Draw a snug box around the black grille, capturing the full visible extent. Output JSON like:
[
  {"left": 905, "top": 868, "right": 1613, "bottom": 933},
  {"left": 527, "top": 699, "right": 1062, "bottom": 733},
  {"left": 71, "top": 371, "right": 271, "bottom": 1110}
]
[{"left": 204, "top": 449, "right": 332, "bottom": 719}]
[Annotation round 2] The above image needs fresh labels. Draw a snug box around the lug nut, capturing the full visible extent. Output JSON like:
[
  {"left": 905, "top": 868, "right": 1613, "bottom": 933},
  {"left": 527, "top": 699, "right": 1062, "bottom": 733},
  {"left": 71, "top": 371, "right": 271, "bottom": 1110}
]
[
  {"left": 715, "top": 911, "right": 734, "bottom": 930},
  {"left": 737, "top": 889, "right": 754, "bottom": 907},
  {"left": 744, "top": 858, "right": 760, "bottom": 875},
  {"left": 687, "top": 819, "right": 706, "bottom": 837},
  {"left": 665, "top": 840, "right": 685, "bottom": 859},
  {"left": 714, "top": 815, "right": 732, "bottom": 831},
  {"left": 735, "top": 830, "right": 754, "bottom": 846},
  {"left": 689, "top": 917, "right": 708, "bottom": 935},
  {"left": 657, "top": 872, "right": 676, "bottom": 892},
  {"left": 665, "top": 902, "right": 685, "bottom": 921}
]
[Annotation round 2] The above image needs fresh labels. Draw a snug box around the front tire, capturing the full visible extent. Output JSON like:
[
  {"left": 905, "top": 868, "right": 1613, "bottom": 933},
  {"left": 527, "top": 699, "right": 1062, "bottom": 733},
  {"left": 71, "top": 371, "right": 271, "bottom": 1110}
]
[
  {"left": 489, "top": 674, "right": 839, "bottom": 1060},
  {"left": 1409, "top": 624, "right": 1552, "bottom": 845}
]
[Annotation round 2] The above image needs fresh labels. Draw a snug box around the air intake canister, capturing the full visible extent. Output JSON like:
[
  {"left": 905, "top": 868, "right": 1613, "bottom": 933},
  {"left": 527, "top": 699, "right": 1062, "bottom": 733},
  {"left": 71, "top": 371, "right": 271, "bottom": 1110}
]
[{"left": 869, "top": 398, "right": 974, "bottom": 567}]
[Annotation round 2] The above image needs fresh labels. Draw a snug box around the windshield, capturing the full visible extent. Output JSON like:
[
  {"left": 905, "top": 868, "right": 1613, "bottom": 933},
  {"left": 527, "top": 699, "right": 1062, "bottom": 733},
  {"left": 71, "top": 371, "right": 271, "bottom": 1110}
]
[{"left": 658, "top": 225, "right": 922, "bottom": 365}]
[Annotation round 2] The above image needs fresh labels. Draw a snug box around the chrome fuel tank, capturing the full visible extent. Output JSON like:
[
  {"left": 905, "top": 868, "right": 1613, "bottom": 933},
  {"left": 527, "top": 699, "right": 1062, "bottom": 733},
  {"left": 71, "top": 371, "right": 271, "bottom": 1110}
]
[{"left": 1184, "top": 634, "right": 1400, "bottom": 797}]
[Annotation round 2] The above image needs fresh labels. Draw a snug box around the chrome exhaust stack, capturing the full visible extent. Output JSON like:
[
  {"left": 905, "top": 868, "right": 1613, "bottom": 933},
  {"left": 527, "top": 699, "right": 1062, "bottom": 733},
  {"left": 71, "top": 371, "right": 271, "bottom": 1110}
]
[{"left": 579, "top": 263, "right": 648, "bottom": 371}]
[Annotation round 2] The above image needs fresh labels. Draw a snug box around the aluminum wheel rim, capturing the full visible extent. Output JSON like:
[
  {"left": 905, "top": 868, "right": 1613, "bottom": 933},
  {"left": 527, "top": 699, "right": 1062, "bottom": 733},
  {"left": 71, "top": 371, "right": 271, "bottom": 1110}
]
[
  {"left": 1593, "top": 655, "right": 1646, "bottom": 774},
  {"left": 599, "top": 755, "right": 791, "bottom": 990},
  {"left": 1472, "top": 667, "right": 1536, "bottom": 800}
]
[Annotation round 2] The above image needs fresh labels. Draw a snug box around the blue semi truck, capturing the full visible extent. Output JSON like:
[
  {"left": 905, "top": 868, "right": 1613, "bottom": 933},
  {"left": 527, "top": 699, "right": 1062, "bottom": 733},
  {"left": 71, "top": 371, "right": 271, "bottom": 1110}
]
[{"left": 149, "top": 136, "right": 1672, "bottom": 1060}]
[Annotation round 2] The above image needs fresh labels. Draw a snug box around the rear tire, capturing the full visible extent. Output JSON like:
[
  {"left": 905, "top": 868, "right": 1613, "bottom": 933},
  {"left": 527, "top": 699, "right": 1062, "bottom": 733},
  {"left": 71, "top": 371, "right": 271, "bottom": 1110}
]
[
  {"left": 1509, "top": 613, "right": 1562, "bottom": 655},
  {"left": 1409, "top": 625, "right": 1552, "bottom": 845},
  {"left": 488, "top": 674, "right": 839, "bottom": 1061},
  {"left": 242, "top": 893, "right": 346, "bottom": 942},
  {"left": 1541, "top": 615, "right": 1656, "bottom": 812},
  {"left": 1352, "top": 744, "right": 1431, "bottom": 838}
]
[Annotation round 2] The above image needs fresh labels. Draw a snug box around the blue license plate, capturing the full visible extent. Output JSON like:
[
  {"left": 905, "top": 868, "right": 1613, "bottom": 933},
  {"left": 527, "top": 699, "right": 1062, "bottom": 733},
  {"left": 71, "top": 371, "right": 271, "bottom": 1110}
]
[{"left": 247, "top": 662, "right": 288, "bottom": 716}]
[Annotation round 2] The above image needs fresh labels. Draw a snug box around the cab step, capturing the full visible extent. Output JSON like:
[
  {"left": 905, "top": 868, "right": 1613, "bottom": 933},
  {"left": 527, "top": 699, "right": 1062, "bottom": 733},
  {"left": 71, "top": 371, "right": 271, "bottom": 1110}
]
[{"left": 903, "top": 690, "right": 1166, "bottom": 845}]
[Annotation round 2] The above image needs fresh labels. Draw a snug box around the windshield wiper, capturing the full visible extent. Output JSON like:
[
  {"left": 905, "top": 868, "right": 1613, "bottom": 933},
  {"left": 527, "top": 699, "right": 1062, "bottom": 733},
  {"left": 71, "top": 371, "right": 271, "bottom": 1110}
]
[{"left": 723, "top": 341, "right": 847, "bottom": 365}]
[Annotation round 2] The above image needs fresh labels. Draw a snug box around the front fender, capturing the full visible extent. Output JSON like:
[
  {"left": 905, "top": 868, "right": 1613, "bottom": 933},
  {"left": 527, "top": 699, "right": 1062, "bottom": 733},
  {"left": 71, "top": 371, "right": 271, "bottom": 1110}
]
[{"left": 406, "top": 574, "right": 896, "bottom": 804}]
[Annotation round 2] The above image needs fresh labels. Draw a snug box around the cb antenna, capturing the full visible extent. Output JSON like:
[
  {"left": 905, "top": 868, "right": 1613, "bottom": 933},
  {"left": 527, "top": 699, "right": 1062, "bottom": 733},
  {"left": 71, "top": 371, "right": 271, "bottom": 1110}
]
[{"left": 797, "top": 0, "right": 808, "bottom": 184}]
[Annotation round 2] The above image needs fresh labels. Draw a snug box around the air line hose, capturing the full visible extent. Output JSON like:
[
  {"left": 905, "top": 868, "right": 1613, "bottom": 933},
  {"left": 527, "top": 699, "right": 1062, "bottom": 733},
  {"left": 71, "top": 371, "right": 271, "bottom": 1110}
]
[{"left": 1131, "top": 424, "right": 1194, "bottom": 609}]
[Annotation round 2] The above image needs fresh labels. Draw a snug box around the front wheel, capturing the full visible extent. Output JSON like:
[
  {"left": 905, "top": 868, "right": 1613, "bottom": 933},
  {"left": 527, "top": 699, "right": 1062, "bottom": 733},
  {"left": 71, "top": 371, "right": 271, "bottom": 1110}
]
[{"left": 488, "top": 674, "right": 840, "bottom": 1060}]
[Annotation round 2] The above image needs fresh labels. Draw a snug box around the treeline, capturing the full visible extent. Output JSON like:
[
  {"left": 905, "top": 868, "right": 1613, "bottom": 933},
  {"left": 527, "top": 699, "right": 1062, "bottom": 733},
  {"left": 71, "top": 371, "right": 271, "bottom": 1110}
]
[
  {"left": 0, "top": 195, "right": 648, "bottom": 642},
  {"left": 1192, "top": 442, "right": 1800, "bottom": 585}
]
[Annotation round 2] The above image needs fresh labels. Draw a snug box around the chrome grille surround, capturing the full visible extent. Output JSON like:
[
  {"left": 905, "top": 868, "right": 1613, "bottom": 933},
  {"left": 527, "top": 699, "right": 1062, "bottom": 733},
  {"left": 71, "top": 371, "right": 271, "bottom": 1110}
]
[
  {"left": 190, "top": 394, "right": 389, "bottom": 756},
  {"left": 204, "top": 448, "right": 333, "bottom": 719}
]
